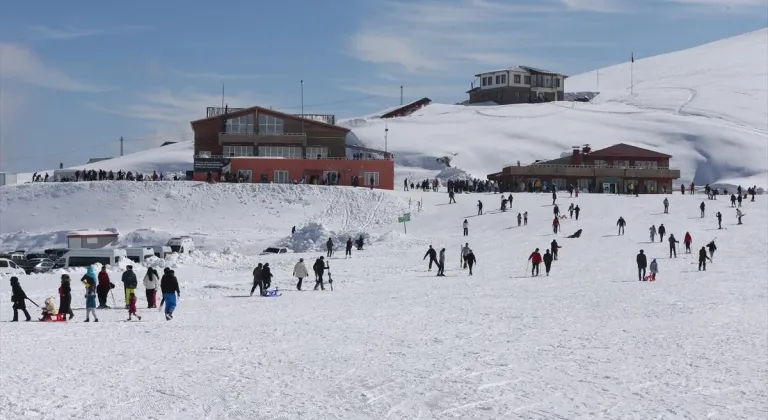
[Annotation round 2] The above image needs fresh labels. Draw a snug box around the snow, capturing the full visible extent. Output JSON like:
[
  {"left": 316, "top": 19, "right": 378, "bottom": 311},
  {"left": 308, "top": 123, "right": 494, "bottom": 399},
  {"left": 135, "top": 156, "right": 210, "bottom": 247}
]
[{"left": 340, "top": 29, "right": 768, "bottom": 187}]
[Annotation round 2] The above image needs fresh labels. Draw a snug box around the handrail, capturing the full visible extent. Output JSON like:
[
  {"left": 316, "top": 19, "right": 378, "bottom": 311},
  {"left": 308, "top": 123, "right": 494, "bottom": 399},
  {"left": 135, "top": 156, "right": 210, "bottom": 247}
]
[{"left": 506, "top": 163, "right": 678, "bottom": 170}]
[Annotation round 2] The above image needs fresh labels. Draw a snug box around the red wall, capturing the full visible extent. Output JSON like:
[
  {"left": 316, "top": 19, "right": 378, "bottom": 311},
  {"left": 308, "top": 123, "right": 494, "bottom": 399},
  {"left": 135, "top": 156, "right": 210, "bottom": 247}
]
[{"left": 194, "top": 158, "right": 395, "bottom": 190}]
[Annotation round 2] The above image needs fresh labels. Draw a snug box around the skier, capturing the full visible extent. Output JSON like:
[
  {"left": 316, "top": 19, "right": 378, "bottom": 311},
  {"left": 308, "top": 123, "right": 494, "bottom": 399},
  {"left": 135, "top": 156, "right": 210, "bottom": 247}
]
[
  {"left": 10, "top": 277, "right": 32, "bottom": 322},
  {"left": 658, "top": 224, "right": 666, "bottom": 243},
  {"left": 649, "top": 225, "right": 657, "bottom": 242},
  {"left": 477, "top": 200, "right": 483, "bottom": 215},
  {"left": 160, "top": 268, "right": 180, "bottom": 320},
  {"left": 616, "top": 217, "right": 626, "bottom": 235},
  {"left": 568, "top": 203, "right": 574, "bottom": 218},
  {"left": 292, "top": 226, "right": 296, "bottom": 235},
  {"left": 465, "top": 249, "right": 476, "bottom": 276},
  {"left": 143, "top": 267, "right": 159, "bottom": 308},
  {"left": 649, "top": 258, "right": 658, "bottom": 281},
  {"left": 293, "top": 258, "right": 309, "bottom": 291},
  {"left": 251, "top": 263, "right": 264, "bottom": 296},
  {"left": 680, "top": 184, "right": 685, "bottom": 195},
  {"left": 121, "top": 265, "right": 138, "bottom": 309},
  {"left": 345, "top": 237, "right": 353, "bottom": 258},
  {"left": 463, "top": 219, "right": 469, "bottom": 236},
  {"left": 97, "top": 266, "right": 112, "bottom": 309},
  {"left": 508, "top": 194, "right": 513, "bottom": 208},
  {"left": 663, "top": 197, "right": 670, "bottom": 214},
  {"left": 528, "top": 248, "right": 542, "bottom": 277},
  {"left": 501, "top": 198, "right": 508, "bottom": 212},
  {"left": 636, "top": 250, "right": 647, "bottom": 281},
  {"left": 699, "top": 201, "right": 706, "bottom": 218},
  {"left": 423, "top": 245, "right": 439, "bottom": 271},
  {"left": 313, "top": 257, "right": 327, "bottom": 290},
  {"left": 707, "top": 240, "right": 717, "bottom": 260},
  {"left": 517, "top": 213, "right": 522, "bottom": 226},
  {"left": 326, "top": 238, "right": 334, "bottom": 258},
  {"left": 543, "top": 249, "right": 553, "bottom": 276},
  {"left": 683, "top": 232, "right": 693, "bottom": 253},
  {"left": 461, "top": 243, "right": 470, "bottom": 269},
  {"left": 127, "top": 292, "right": 142, "bottom": 321},
  {"left": 58, "top": 274, "right": 74, "bottom": 320},
  {"left": 698, "top": 246, "right": 711, "bottom": 271},
  {"left": 523, "top": 211, "right": 528, "bottom": 226},
  {"left": 574, "top": 205, "right": 580, "bottom": 220},
  {"left": 730, "top": 194, "right": 737, "bottom": 207},
  {"left": 262, "top": 263, "right": 273, "bottom": 290},
  {"left": 553, "top": 204, "right": 560, "bottom": 218},
  {"left": 736, "top": 208, "right": 744, "bottom": 225},
  {"left": 668, "top": 234, "right": 679, "bottom": 258},
  {"left": 550, "top": 239, "right": 560, "bottom": 260},
  {"left": 716, "top": 211, "right": 723, "bottom": 229},
  {"left": 84, "top": 284, "right": 99, "bottom": 322}
]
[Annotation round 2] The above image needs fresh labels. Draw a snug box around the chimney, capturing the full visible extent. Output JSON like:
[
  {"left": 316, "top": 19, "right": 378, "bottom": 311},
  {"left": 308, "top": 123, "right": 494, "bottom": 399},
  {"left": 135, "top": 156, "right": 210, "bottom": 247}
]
[{"left": 572, "top": 148, "right": 581, "bottom": 166}]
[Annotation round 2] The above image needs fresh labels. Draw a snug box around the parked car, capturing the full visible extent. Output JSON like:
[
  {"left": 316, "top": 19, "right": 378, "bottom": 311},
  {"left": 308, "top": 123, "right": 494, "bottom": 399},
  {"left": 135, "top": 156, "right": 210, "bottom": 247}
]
[
  {"left": 53, "top": 249, "right": 127, "bottom": 269},
  {"left": 260, "top": 247, "right": 288, "bottom": 255},
  {"left": 44, "top": 248, "right": 70, "bottom": 259},
  {"left": 167, "top": 236, "right": 195, "bottom": 253},
  {"left": 25, "top": 253, "right": 49, "bottom": 260},
  {"left": 23, "top": 258, "right": 55, "bottom": 274},
  {"left": 0, "top": 258, "right": 26, "bottom": 276}
]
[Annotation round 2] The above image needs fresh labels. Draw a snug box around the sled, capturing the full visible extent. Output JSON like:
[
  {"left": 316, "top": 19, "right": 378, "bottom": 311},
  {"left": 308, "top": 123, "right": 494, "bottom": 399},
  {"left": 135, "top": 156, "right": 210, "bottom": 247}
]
[
  {"left": 643, "top": 275, "right": 656, "bottom": 282},
  {"left": 40, "top": 313, "right": 68, "bottom": 322},
  {"left": 263, "top": 289, "right": 282, "bottom": 297}
]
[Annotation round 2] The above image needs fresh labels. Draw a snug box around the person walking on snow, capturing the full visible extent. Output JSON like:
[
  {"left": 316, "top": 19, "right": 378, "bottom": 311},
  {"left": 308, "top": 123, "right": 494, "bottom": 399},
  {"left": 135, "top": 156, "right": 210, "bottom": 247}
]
[
  {"left": 160, "top": 268, "right": 180, "bottom": 320},
  {"left": 293, "top": 258, "right": 309, "bottom": 291},
  {"left": 658, "top": 224, "right": 666, "bottom": 243},
  {"left": 568, "top": 203, "right": 575, "bottom": 218},
  {"left": 437, "top": 248, "right": 446, "bottom": 277},
  {"left": 461, "top": 243, "right": 470, "bottom": 269},
  {"left": 716, "top": 211, "right": 723, "bottom": 229},
  {"left": 553, "top": 205, "right": 560, "bottom": 218},
  {"left": 423, "top": 245, "right": 439, "bottom": 271},
  {"left": 84, "top": 284, "right": 99, "bottom": 322},
  {"left": 707, "top": 240, "right": 717, "bottom": 260},
  {"left": 127, "top": 292, "right": 142, "bottom": 321},
  {"left": 97, "top": 266, "right": 112, "bottom": 309},
  {"left": 477, "top": 200, "right": 483, "bottom": 215},
  {"left": 251, "top": 263, "right": 264, "bottom": 296},
  {"left": 550, "top": 239, "right": 561, "bottom": 260},
  {"left": 543, "top": 249, "right": 553, "bottom": 276},
  {"left": 121, "top": 265, "right": 138, "bottom": 309},
  {"left": 668, "top": 234, "right": 679, "bottom": 258},
  {"left": 10, "top": 277, "right": 32, "bottom": 322},
  {"left": 523, "top": 211, "right": 528, "bottom": 226},
  {"left": 313, "top": 257, "right": 327, "bottom": 290},
  {"left": 700, "top": 201, "right": 706, "bottom": 218},
  {"left": 552, "top": 217, "right": 560, "bottom": 234},
  {"left": 730, "top": 194, "right": 737, "bottom": 207},
  {"left": 552, "top": 191, "right": 557, "bottom": 205},
  {"left": 574, "top": 205, "right": 581, "bottom": 220},
  {"left": 465, "top": 249, "right": 476, "bottom": 276},
  {"left": 649, "top": 258, "right": 658, "bottom": 281},
  {"left": 262, "top": 264, "right": 273, "bottom": 290},
  {"left": 663, "top": 197, "right": 670, "bottom": 214},
  {"left": 463, "top": 219, "right": 469, "bottom": 237},
  {"left": 58, "top": 274, "right": 74, "bottom": 320},
  {"left": 737, "top": 194, "right": 743, "bottom": 207},
  {"left": 345, "top": 237, "right": 353, "bottom": 258},
  {"left": 616, "top": 217, "right": 626, "bottom": 235},
  {"left": 649, "top": 225, "right": 657, "bottom": 242},
  {"left": 448, "top": 190, "right": 456, "bottom": 204},
  {"left": 683, "top": 232, "right": 692, "bottom": 253},
  {"left": 528, "top": 248, "right": 542, "bottom": 277},
  {"left": 636, "top": 250, "right": 647, "bottom": 281},
  {"left": 517, "top": 213, "right": 522, "bottom": 226},
  {"left": 326, "top": 238, "right": 334, "bottom": 258},
  {"left": 143, "top": 267, "right": 159, "bottom": 308},
  {"left": 698, "top": 246, "right": 711, "bottom": 271},
  {"left": 736, "top": 208, "right": 744, "bottom": 225}
]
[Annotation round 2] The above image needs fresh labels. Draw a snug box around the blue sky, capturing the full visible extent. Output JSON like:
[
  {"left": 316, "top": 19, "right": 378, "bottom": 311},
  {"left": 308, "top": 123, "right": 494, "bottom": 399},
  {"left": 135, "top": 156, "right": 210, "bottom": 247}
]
[{"left": 0, "top": 0, "right": 766, "bottom": 173}]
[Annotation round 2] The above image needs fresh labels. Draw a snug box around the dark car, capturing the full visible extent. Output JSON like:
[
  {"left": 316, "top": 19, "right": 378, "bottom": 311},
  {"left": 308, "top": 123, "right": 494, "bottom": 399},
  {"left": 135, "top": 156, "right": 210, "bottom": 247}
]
[
  {"left": 22, "top": 258, "right": 55, "bottom": 274},
  {"left": 44, "top": 248, "right": 70, "bottom": 259},
  {"left": 260, "top": 247, "right": 288, "bottom": 256}
]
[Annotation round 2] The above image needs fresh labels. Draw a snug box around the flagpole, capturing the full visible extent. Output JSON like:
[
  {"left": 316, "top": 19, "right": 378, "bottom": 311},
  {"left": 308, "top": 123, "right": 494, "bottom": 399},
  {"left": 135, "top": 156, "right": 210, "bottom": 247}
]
[{"left": 630, "top": 53, "right": 634, "bottom": 96}]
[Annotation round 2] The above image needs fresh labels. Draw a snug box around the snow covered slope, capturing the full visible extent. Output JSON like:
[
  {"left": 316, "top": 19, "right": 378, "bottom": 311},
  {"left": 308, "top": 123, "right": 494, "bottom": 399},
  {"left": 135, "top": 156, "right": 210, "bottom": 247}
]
[{"left": 341, "top": 29, "right": 768, "bottom": 187}]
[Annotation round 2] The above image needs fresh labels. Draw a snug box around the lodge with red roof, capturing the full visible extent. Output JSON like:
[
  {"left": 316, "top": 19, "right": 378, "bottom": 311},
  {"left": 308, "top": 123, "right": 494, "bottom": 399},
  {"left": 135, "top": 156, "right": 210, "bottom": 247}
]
[{"left": 488, "top": 143, "right": 681, "bottom": 194}]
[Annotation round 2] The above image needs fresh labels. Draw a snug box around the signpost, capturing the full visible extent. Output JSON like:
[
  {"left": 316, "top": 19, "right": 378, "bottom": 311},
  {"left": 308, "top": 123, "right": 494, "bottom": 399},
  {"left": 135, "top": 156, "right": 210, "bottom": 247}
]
[{"left": 398, "top": 213, "right": 411, "bottom": 233}]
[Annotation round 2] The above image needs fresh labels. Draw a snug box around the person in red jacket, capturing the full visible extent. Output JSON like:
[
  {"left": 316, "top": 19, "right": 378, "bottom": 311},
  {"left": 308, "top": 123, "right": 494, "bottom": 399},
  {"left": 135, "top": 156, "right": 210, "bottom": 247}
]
[
  {"left": 683, "top": 232, "right": 692, "bottom": 254},
  {"left": 96, "top": 266, "right": 113, "bottom": 309},
  {"left": 552, "top": 217, "right": 560, "bottom": 234},
  {"left": 528, "top": 248, "right": 543, "bottom": 277},
  {"left": 127, "top": 292, "right": 141, "bottom": 321}
]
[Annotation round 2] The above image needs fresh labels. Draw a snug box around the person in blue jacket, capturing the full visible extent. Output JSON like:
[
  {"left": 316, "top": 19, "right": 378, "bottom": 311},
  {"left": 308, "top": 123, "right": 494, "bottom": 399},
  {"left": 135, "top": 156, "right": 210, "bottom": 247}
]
[{"left": 84, "top": 285, "right": 99, "bottom": 322}]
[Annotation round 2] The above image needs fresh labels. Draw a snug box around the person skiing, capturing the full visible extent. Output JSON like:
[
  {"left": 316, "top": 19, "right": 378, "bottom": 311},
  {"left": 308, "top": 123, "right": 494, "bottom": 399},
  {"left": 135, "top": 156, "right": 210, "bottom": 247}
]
[
  {"left": 736, "top": 208, "right": 744, "bottom": 225},
  {"left": 97, "top": 266, "right": 112, "bottom": 309},
  {"left": 262, "top": 263, "right": 273, "bottom": 290},
  {"left": 84, "top": 284, "right": 99, "bottom": 322},
  {"left": 699, "top": 201, "right": 706, "bottom": 218},
  {"left": 616, "top": 217, "right": 626, "bottom": 235},
  {"left": 10, "top": 277, "right": 32, "bottom": 322},
  {"left": 437, "top": 248, "right": 446, "bottom": 277},
  {"left": 517, "top": 213, "right": 522, "bottom": 226},
  {"left": 636, "top": 250, "right": 647, "bottom": 281},
  {"left": 477, "top": 200, "right": 483, "bottom": 215},
  {"left": 649, "top": 258, "right": 658, "bottom": 281},
  {"left": 463, "top": 219, "right": 469, "bottom": 237},
  {"left": 501, "top": 197, "right": 508, "bottom": 212},
  {"left": 345, "top": 237, "right": 353, "bottom": 258},
  {"left": 251, "top": 263, "right": 264, "bottom": 296},
  {"left": 326, "top": 238, "right": 334, "bottom": 258},
  {"left": 683, "top": 232, "right": 693, "bottom": 253},
  {"left": 668, "top": 234, "right": 679, "bottom": 258},
  {"left": 658, "top": 224, "right": 666, "bottom": 243},
  {"left": 730, "top": 194, "right": 737, "bottom": 207},
  {"left": 543, "top": 249, "right": 553, "bottom": 276},
  {"left": 127, "top": 292, "right": 142, "bottom": 321},
  {"left": 568, "top": 203, "right": 575, "bottom": 218},
  {"left": 553, "top": 204, "right": 560, "bottom": 218},
  {"left": 465, "top": 249, "right": 476, "bottom": 276},
  {"left": 528, "top": 248, "right": 542, "bottom": 277},
  {"left": 58, "top": 274, "right": 74, "bottom": 320},
  {"left": 550, "top": 239, "right": 560, "bottom": 260},
  {"left": 574, "top": 205, "right": 580, "bottom": 220},
  {"left": 698, "top": 246, "right": 711, "bottom": 271},
  {"left": 293, "top": 258, "right": 309, "bottom": 291},
  {"left": 143, "top": 267, "right": 159, "bottom": 308},
  {"left": 663, "top": 197, "right": 670, "bottom": 214},
  {"left": 649, "top": 225, "right": 657, "bottom": 242},
  {"left": 121, "top": 265, "right": 138, "bottom": 309},
  {"left": 707, "top": 240, "right": 717, "bottom": 260},
  {"left": 523, "top": 211, "right": 528, "bottom": 226},
  {"left": 461, "top": 243, "right": 470, "bottom": 269},
  {"left": 313, "top": 257, "right": 327, "bottom": 290},
  {"left": 716, "top": 211, "right": 723, "bottom": 229},
  {"left": 423, "top": 245, "right": 439, "bottom": 271},
  {"left": 160, "top": 268, "right": 180, "bottom": 320}
]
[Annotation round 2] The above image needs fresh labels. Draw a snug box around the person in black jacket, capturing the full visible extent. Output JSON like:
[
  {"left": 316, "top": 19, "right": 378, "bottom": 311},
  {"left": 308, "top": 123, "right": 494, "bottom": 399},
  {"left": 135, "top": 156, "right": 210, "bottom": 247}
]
[
  {"left": 423, "top": 245, "right": 439, "bottom": 271},
  {"left": 10, "top": 277, "right": 32, "bottom": 322},
  {"left": 698, "top": 247, "right": 711, "bottom": 271},
  {"left": 121, "top": 265, "right": 138, "bottom": 309},
  {"left": 465, "top": 249, "right": 477, "bottom": 276},
  {"left": 668, "top": 234, "right": 679, "bottom": 258},
  {"left": 313, "top": 257, "right": 326, "bottom": 291},
  {"left": 636, "top": 250, "right": 648, "bottom": 281},
  {"left": 658, "top": 224, "right": 666, "bottom": 243},
  {"left": 543, "top": 249, "right": 553, "bottom": 276},
  {"left": 160, "top": 269, "right": 180, "bottom": 320},
  {"left": 616, "top": 217, "right": 626, "bottom": 236},
  {"left": 550, "top": 239, "right": 560, "bottom": 261},
  {"left": 262, "top": 263, "right": 273, "bottom": 290},
  {"left": 345, "top": 237, "right": 353, "bottom": 259},
  {"left": 58, "top": 274, "right": 75, "bottom": 320},
  {"left": 250, "top": 263, "right": 263, "bottom": 296}
]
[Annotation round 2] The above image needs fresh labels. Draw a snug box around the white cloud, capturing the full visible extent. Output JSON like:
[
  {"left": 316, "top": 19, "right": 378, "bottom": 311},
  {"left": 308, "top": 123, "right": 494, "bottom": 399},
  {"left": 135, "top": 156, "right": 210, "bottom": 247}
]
[
  {"left": 557, "top": 0, "right": 624, "bottom": 12},
  {"left": 0, "top": 43, "right": 113, "bottom": 92},
  {"left": 171, "top": 69, "right": 279, "bottom": 80},
  {"left": 26, "top": 24, "right": 150, "bottom": 40}
]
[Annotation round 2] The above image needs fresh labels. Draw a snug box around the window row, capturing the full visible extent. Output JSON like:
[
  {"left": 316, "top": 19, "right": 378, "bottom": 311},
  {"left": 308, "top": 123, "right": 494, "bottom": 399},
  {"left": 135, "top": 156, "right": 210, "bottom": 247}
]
[
  {"left": 224, "top": 114, "right": 285, "bottom": 135},
  {"left": 223, "top": 145, "right": 254, "bottom": 157},
  {"left": 259, "top": 145, "right": 302, "bottom": 158}
]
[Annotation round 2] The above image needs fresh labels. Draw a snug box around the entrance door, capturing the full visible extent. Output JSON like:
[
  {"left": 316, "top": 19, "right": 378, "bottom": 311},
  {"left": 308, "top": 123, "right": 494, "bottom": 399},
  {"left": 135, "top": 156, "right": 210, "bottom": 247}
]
[{"left": 602, "top": 183, "right": 611, "bottom": 194}]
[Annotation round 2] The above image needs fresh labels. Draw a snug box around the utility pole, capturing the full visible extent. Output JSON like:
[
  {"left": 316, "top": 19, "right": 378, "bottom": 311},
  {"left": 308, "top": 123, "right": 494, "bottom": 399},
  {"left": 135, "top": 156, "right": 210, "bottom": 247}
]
[
  {"left": 119, "top": 136, "right": 124, "bottom": 156},
  {"left": 400, "top": 86, "right": 403, "bottom": 105},
  {"left": 221, "top": 83, "right": 225, "bottom": 110},
  {"left": 384, "top": 124, "right": 389, "bottom": 153},
  {"left": 301, "top": 80, "right": 304, "bottom": 135}
]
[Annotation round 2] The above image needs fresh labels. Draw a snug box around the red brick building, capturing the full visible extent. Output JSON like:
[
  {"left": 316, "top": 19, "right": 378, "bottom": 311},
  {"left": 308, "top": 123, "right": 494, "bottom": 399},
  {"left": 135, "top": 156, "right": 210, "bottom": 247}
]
[{"left": 190, "top": 105, "right": 394, "bottom": 189}]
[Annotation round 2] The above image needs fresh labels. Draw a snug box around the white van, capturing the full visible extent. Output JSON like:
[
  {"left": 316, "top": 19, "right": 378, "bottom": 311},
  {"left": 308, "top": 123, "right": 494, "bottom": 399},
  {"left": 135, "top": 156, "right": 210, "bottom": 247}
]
[
  {"left": 167, "top": 236, "right": 195, "bottom": 253},
  {"left": 0, "top": 258, "right": 26, "bottom": 276},
  {"left": 53, "top": 249, "right": 127, "bottom": 269},
  {"left": 123, "top": 247, "right": 155, "bottom": 264},
  {"left": 153, "top": 246, "right": 172, "bottom": 259}
]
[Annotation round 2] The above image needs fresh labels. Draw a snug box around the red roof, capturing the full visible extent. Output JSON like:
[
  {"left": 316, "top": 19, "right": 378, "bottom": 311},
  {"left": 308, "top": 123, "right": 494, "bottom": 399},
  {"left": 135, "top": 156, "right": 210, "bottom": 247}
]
[{"left": 588, "top": 143, "right": 671, "bottom": 159}]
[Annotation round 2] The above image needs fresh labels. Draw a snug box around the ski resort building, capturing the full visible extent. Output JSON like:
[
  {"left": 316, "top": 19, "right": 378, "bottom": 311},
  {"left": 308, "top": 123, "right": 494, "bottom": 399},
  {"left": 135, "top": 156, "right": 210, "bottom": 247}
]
[
  {"left": 467, "top": 66, "right": 567, "bottom": 104},
  {"left": 488, "top": 143, "right": 681, "bottom": 194},
  {"left": 190, "top": 106, "right": 395, "bottom": 189}
]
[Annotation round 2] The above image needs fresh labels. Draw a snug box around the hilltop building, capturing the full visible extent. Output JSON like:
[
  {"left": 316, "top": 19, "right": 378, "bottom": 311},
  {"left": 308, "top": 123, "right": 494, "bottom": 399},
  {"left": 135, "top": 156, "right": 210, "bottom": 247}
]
[{"left": 467, "top": 65, "right": 567, "bottom": 105}]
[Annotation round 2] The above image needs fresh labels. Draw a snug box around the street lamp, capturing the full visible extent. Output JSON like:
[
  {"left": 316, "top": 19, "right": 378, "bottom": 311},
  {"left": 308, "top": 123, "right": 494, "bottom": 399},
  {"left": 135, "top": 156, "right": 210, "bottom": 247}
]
[{"left": 384, "top": 125, "right": 389, "bottom": 153}]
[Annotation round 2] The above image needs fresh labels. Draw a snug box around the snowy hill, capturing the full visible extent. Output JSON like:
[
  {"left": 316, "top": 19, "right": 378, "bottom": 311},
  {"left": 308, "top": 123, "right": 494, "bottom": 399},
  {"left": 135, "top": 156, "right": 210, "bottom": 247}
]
[{"left": 341, "top": 29, "right": 768, "bottom": 187}]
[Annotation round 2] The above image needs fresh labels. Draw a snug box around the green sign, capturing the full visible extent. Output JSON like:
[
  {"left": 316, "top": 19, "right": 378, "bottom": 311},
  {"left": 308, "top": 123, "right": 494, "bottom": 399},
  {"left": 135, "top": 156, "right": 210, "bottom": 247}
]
[{"left": 398, "top": 213, "right": 411, "bottom": 223}]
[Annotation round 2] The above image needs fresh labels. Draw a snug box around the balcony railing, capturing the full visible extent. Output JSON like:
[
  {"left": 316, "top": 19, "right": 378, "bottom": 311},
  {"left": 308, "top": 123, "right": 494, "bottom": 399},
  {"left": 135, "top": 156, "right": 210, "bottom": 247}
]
[
  {"left": 195, "top": 155, "right": 394, "bottom": 161},
  {"left": 220, "top": 132, "right": 306, "bottom": 136},
  {"left": 501, "top": 163, "right": 680, "bottom": 179}
]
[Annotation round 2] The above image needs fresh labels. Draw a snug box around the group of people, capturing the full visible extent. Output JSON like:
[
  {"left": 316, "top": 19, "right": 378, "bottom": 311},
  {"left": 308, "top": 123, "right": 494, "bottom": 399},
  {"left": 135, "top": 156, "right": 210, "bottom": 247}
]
[
  {"left": 422, "top": 244, "right": 477, "bottom": 276},
  {"left": 250, "top": 256, "right": 332, "bottom": 294}
]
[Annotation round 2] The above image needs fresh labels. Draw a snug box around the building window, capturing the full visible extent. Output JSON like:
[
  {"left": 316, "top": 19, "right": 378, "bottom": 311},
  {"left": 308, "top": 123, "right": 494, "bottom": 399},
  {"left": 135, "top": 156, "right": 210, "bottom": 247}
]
[
  {"left": 364, "top": 172, "right": 379, "bottom": 186},
  {"left": 258, "top": 145, "right": 301, "bottom": 158},
  {"left": 306, "top": 146, "right": 329, "bottom": 159},
  {"left": 258, "top": 114, "right": 284, "bottom": 135},
  {"left": 635, "top": 160, "right": 658, "bottom": 169},
  {"left": 495, "top": 75, "right": 501, "bottom": 84},
  {"left": 274, "top": 170, "right": 290, "bottom": 184},
  {"left": 524, "top": 75, "right": 531, "bottom": 85},
  {"left": 501, "top": 74, "right": 506, "bottom": 84},
  {"left": 514, "top": 74, "right": 521, "bottom": 84},
  {"left": 225, "top": 114, "right": 254, "bottom": 134},
  {"left": 481, "top": 77, "right": 487, "bottom": 87},
  {"left": 615, "top": 160, "right": 630, "bottom": 168},
  {"left": 555, "top": 78, "right": 561, "bottom": 88},
  {"left": 223, "top": 145, "right": 254, "bottom": 157},
  {"left": 594, "top": 159, "right": 607, "bottom": 166}
]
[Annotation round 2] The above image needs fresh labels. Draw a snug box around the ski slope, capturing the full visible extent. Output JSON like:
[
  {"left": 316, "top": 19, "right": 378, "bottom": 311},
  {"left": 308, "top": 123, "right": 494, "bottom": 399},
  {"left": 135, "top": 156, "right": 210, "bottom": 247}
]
[{"left": 1, "top": 182, "right": 766, "bottom": 419}]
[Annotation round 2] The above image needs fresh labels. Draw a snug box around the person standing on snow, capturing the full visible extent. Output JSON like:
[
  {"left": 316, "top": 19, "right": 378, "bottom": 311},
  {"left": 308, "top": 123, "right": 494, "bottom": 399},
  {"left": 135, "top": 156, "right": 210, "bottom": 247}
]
[
  {"left": 707, "top": 240, "right": 717, "bottom": 260},
  {"left": 84, "top": 284, "right": 99, "bottom": 322},
  {"left": 127, "top": 292, "right": 142, "bottom": 321},
  {"left": 262, "top": 263, "right": 273, "bottom": 290},
  {"left": 437, "top": 248, "right": 446, "bottom": 277},
  {"left": 568, "top": 203, "right": 575, "bottom": 218},
  {"left": 448, "top": 190, "right": 456, "bottom": 204},
  {"left": 699, "top": 201, "right": 706, "bottom": 218},
  {"left": 574, "top": 205, "right": 581, "bottom": 220},
  {"left": 345, "top": 237, "right": 353, "bottom": 258},
  {"left": 716, "top": 211, "right": 723, "bottom": 229},
  {"left": 658, "top": 224, "right": 666, "bottom": 243},
  {"left": 461, "top": 243, "right": 470, "bottom": 269},
  {"left": 463, "top": 219, "right": 469, "bottom": 237},
  {"left": 730, "top": 194, "right": 737, "bottom": 207},
  {"left": 543, "top": 249, "right": 553, "bottom": 276},
  {"left": 523, "top": 211, "right": 528, "bottom": 226},
  {"left": 58, "top": 275, "right": 74, "bottom": 320},
  {"left": 649, "top": 225, "right": 657, "bottom": 242},
  {"left": 553, "top": 204, "right": 560, "bottom": 218},
  {"left": 313, "top": 257, "right": 327, "bottom": 290},
  {"left": 517, "top": 213, "right": 522, "bottom": 226},
  {"left": 737, "top": 194, "right": 743, "bottom": 207},
  {"left": 143, "top": 267, "right": 159, "bottom": 308},
  {"left": 326, "top": 238, "right": 334, "bottom": 258},
  {"left": 424, "top": 245, "right": 439, "bottom": 271},
  {"left": 121, "top": 265, "right": 138, "bottom": 309},
  {"left": 698, "top": 246, "right": 711, "bottom": 271},
  {"left": 636, "top": 250, "right": 648, "bottom": 281},
  {"left": 616, "top": 217, "right": 626, "bottom": 236},
  {"left": 663, "top": 197, "right": 670, "bottom": 214},
  {"left": 552, "top": 191, "right": 557, "bottom": 205},
  {"left": 97, "top": 266, "right": 112, "bottom": 309},
  {"left": 528, "top": 248, "right": 542, "bottom": 277},
  {"left": 293, "top": 258, "right": 309, "bottom": 291},
  {"left": 477, "top": 200, "right": 483, "bottom": 215},
  {"left": 465, "top": 249, "right": 476, "bottom": 276},
  {"left": 160, "top": 269, "right": 180, "bottom": 320},
  {"left": 550, "top": 239, "right": 560, "bottom": 260},
  {"left": 649, "top": 258, "right": 658, "bottom": 281},
  {"left": 668, "top": 234, "right": 679, "bottom": 258},
  {"left": 736, "top": 208, "right": 744, "bottom": 225},
  {"left": 552, "top": 217, "right": 560, "bottom": 234},
  {"left": 683, "top": 232, "right": 692, "bottom": 253},
  {"left": 251, "top": 263, "right": 264, "bottom": 296},
  {"left": 10, "top": 277, "right": 32, "bottom": 322}
]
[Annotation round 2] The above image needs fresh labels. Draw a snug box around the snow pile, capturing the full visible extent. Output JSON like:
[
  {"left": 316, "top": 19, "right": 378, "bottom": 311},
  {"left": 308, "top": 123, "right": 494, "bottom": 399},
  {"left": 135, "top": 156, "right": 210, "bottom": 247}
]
[
  {"left": 435, "top": 166, "right": 474, "bottom": 181},
  {"left": 274, "top": 222, "right": 371, "bottom": 253}
]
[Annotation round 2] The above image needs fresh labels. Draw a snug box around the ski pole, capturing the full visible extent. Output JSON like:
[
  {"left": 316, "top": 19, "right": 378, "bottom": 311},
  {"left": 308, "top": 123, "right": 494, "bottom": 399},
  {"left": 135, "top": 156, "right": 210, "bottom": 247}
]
[
  {"left": 524, "top": 261, "right": 530, "bottom": 277},
  {"left": 110, "top": 289, "right": 117, "bottom": 307}
]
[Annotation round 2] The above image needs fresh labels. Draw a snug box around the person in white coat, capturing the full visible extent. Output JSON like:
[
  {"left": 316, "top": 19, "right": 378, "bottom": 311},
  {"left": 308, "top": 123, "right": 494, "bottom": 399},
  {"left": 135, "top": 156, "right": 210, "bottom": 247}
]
[
  {"left": 143, "top": 267, "right": 159, "bottom": 308},
  {"left": 293, "top": 258, "right": 309, "bottom": 291}
]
